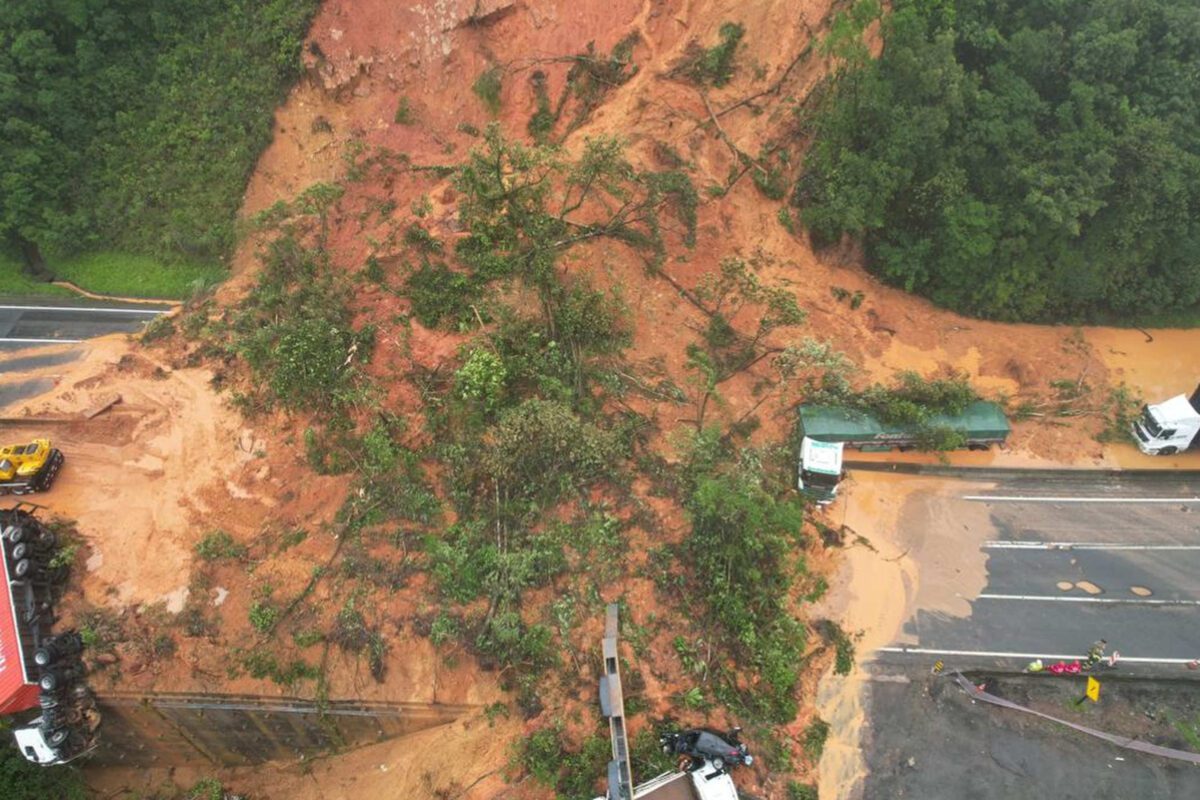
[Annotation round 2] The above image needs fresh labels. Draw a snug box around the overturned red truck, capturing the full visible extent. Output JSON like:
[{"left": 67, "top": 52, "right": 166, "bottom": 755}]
[{"left": 1, "top": 504, "right": 98, "bottom": 765}]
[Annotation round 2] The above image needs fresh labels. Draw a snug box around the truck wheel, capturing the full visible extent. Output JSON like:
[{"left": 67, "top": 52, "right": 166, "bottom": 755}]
[
  {"left": 13, "top": 558, "right": 33, "bottom": 579},
  {"left": 1159, "top": 446, "right": 1178, "bottom": 455}
]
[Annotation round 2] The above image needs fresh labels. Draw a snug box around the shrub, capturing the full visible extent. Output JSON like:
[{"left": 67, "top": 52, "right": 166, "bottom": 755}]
[
  {"left": 480, "top": 399, "right": 624, "bottom": 503},
  {"left": 455, "top": 348, "right": 508, "bottom": 411},
  {"left": 522, "top": 726, "right": 564, "bottom": 784},
  {"left": 195, "top": 530, "right": 247, "bottom": 561},
  {"left": 405, "top": 261, "right": 478, "bottom": 328},
  {"left": 249, "top": 601, "right": 279, "bottom": 633},
  {"left": 394, "top": 96, "right": 415, "bottom": 125},
  {"left": 803, "top": 717, "right": 830, "bottom": 761},
  {"left": 684, "top": 458, "right": 807, "bottom": 721},
  {"left": 473, "top": 67, "right": 503, "bottom": 114},
  {"left": 685, "top": 22, "right": 745, "bottom": 86},
  {"left": 789, "top": 781, "right": 819, "bottom": 800},
  {"left": 262, "top": 316, "right": 365, "bottom": 408},
  {"left": 474, "top": 611, "right": 556, "bottom": 673},
  {"left": 522, "top": 725, "right": 610, "bottom": 798}
]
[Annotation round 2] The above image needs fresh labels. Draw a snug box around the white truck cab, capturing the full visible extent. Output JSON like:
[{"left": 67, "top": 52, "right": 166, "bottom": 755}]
[
  {"left": 11, "top": 713, "right": 98, "bottom": 766},
  {"left": 619, "top": 761, "right": 741, "bottom": 800},
  {"left": 798, "top": 437, "right": 844, "bottom": 504},
  {"left": 1132, "top": 387, "right": 1200, "bottom": 455}
]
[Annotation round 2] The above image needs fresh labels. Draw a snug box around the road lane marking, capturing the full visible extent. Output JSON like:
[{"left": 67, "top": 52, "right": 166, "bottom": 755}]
[
  {"left": 0, "top": 337, "right": 84, "bottom": 344},
  {"left": 979, "top": 593, "right": 1200, "bottom": 606},
  {"left": 984, "top": 541, "right": 1200, "bottom": 551},
  {"left": 877, "top": 646, "right": 1196, "bottom": 665},
  {"left": 965, "top": 495, "right": 1200, "bottom": 503},
  {"left": 0, "top": 305, "right": 163, "bottom": 314}
]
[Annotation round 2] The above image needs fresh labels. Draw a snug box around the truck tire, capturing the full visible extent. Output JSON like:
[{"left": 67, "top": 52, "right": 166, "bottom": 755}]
[{"left": 1160, "top": 446, "right": 1179, "bottom": 455}]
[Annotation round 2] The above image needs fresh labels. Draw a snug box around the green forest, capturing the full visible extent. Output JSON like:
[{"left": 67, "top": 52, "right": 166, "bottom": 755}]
[
  {"left": 0, "top": 0, "right": 319, "bottom": 278},
  {"left": 800, "top": 0, "right": 1200, "bottom": 322}
]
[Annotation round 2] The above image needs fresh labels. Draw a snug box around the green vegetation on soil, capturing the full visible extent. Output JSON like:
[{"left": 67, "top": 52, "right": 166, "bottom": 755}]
[
  {"left": 166, "top": 121, "right": 833, "bottom": 789},
  {"left": 52, "top": 253, "right": 224, "bottom": 299},
  {"left": 800, "top": 0, "right": 1200, "bottom": 322},
  {"left": 1, "top": 0, "right": 321, "bottom": 286},
  {"left": 0, "top": 255, "right": 72, "bottom": 297},
  {"left": 0, "top": 721, "right": 86, "bottom": 799}
]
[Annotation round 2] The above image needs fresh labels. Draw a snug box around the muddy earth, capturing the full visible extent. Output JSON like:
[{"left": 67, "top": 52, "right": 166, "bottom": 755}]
[{"left": 3, "top": 1, "right": 1200, "bottom": 798}]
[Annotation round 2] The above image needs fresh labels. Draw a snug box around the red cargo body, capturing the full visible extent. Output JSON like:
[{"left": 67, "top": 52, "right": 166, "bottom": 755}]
[
  {"left": 1, "top": 509, "right": 53, "bottom": 716},
  {"left": 1, "top": 556, "right": 38, "bottom": 714}
]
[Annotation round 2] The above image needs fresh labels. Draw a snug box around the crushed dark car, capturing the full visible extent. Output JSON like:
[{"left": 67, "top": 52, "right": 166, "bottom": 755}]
[{"left": 660, "top": 727, "right": 753, "bottom": 773}]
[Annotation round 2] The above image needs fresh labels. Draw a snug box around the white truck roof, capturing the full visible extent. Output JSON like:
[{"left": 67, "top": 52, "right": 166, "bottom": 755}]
[
  {"left": 13, "top": 724, "right": 59, "bottom": 765},
  {"left": 632, "top": 762, "right": 741, "bottom": 800},
  {"left": 801, "top": 437, "right": 843, "bottom": 475},
  {"left": 1151, "top": 394, "right": 1200, "bottom": 425}
]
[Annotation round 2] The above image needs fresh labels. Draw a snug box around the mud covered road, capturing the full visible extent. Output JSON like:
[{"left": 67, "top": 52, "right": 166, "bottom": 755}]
[
  {"left": 877, "top": 472, "right": 1200, "bottom": 672},
  {"left": 858, "top": 471, "right": 1200, "bottom": 797}
]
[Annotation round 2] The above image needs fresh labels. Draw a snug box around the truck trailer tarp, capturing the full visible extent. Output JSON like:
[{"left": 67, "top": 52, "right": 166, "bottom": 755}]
[{"left": 798, "top": 400, "right": 1010, "bottom": 445}]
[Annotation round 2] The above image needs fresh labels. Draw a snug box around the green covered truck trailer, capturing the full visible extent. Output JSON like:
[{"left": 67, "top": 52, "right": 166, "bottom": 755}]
[{"left": 797, "top": 401, "right": 1011, "bottom": 504}]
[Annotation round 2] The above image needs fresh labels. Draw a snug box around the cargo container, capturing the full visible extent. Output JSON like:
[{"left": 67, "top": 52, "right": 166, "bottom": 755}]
[{"left": 797, "top": 401, "right": 1011, "bottom": 503}]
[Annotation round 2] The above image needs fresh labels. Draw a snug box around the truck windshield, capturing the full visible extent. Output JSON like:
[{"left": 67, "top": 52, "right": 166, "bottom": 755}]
[
  {"left": 1140, "top": 405, "right": 1165, "bottom": 438},
  {"left": 801, "top": 469, "right": 839, "bottom": 488}
]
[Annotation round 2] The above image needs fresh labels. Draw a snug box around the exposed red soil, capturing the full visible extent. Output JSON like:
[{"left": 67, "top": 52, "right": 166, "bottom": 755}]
[{"left": 6, "top": 1, "right": 1200, "bottom": 799}]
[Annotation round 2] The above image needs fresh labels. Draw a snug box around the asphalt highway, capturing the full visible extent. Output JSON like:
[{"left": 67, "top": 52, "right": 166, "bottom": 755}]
[
  {"left": 876, "top": 472, "right": 1200, "bottom": 671},
  {"left": 859, "top": 470, "right": 1200, "bottom": 798},
  {"left": 0, "top": 301, "right": 169, "bottom": 348}
]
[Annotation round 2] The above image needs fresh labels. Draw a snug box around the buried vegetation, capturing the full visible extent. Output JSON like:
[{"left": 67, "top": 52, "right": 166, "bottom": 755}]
[{"left": 144, "top": 123, "right": 844, "bottom": 791}]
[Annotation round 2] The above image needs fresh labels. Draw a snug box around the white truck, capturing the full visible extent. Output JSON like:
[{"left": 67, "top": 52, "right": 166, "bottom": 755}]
[
  {"left": 797, "top": 437, "right": 844, "bottom": 505},
  {"left": 1132, "top": 386, "right": 1200, "bottom": 455}
]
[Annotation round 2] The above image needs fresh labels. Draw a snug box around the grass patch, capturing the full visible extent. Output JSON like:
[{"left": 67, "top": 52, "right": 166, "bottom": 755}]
[
  {"left": 50, "top": 252, "right": 225, "bottom": 299},
  {"left": 0, "top": 255, "right": 72, "bottom": 297}
]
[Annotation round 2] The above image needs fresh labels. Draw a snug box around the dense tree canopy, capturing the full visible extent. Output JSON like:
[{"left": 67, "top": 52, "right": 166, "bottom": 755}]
[
  {"left": 0, "top": 0, "right": 318, "bottom": 269},
  {"left": 800, "top": 0, "right": 1200, "bottom": 321}
]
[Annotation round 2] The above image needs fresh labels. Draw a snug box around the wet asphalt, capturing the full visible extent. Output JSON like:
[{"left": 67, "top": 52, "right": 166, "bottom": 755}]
[
  {"left": 0, "top": 300, "right": 168, "bottom": 345},
  {"left": 858, "top": 471, "right": 1200, "bottom": 798},
  {"left": 884, "top": 474, "right": 1200, "bottom": 666},
  {"left": 0, "top": 300, "right": 168, "bottom": 407}
]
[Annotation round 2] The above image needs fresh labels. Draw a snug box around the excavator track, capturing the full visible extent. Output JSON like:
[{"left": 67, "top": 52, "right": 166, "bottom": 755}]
[{"left": 32, "top": 449, "right": 64, "bottom": 492}]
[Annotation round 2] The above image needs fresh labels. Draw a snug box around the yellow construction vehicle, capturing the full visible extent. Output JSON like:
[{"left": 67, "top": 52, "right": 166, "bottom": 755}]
[{"left": 0, "top": 439, "right": 64, "bottom": 495}]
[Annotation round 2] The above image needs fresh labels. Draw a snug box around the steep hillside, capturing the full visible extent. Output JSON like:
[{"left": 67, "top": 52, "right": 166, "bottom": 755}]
[{"left": 6, "top": 2, "right": 1196, "bottom": 800}]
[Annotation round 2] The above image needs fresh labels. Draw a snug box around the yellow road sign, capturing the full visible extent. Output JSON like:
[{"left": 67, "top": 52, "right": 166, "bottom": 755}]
[{"left": 1086, "top": 676, "right": 1101, "bottom": 702}]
